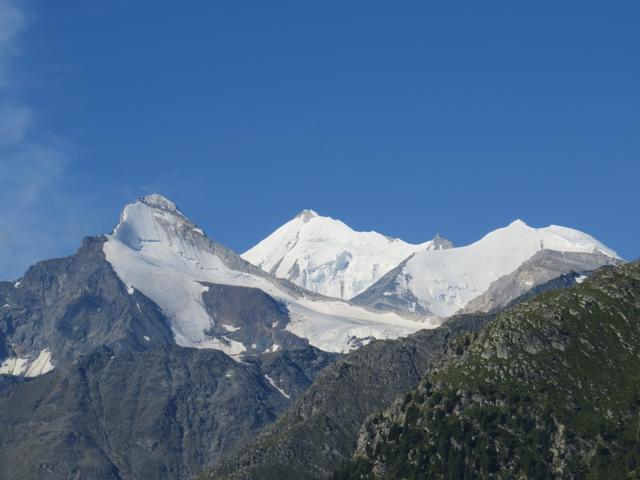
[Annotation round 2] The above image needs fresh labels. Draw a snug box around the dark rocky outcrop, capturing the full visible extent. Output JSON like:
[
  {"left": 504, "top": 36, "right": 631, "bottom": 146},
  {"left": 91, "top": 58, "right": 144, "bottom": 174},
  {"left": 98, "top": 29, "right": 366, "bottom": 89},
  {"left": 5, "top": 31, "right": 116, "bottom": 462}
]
[
  {"left": 201, "top": 283, "right": 309, "bottom": 354},
  {"left": 0, "top": 236, "right": 174, "bottom": 373},
  {"left": 0, "top": 344, "right": 335, "bottom": 480}
]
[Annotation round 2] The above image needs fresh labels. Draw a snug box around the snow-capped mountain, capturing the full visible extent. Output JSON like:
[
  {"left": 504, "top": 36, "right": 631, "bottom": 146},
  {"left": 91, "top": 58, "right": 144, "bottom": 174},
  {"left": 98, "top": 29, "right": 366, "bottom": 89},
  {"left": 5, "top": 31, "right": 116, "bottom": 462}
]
[
  {"left": 352, "top": 219, "right": 621, "bottom": 318},
  {"left": 1, "top": 196, "right": 621, "bottom": 376},
  {"left": 103, "top": 195, "right": 438, "bottom": 355},
  {"left": 242, "top": 209, "right": 452, "bottom": 300}
]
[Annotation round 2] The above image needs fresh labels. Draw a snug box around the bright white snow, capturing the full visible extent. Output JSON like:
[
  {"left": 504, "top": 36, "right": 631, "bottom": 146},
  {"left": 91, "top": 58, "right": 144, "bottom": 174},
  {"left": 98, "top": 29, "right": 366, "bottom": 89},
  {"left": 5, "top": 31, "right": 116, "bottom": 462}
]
[
  {"left": 392, "top": 219, "right": 620, "bottom": 318},
  {"left": 221, "top": 324, "right": 241, "bottom": 332},
  {"left": 103, "top": 195, "right": 435, "bottom": 355},
  {"left": 242, "top": 209, "right": 451, "bottom": 299},
  {"left": 0, "top": 349, "right": 54, "bottom": 377},
  {"left": 286, "top": 296, "right": 440, "bottom": 353}
]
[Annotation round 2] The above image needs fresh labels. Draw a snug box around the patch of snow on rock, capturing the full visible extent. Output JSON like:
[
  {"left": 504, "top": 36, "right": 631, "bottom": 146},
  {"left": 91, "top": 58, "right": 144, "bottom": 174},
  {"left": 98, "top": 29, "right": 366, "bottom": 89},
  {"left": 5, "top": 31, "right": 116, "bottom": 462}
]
[
  {"left": 264, "top": 374, "right": 290, "bottom": 399},
  {"left": 0, "top": 349, "right": 54, "bottom": 377}
]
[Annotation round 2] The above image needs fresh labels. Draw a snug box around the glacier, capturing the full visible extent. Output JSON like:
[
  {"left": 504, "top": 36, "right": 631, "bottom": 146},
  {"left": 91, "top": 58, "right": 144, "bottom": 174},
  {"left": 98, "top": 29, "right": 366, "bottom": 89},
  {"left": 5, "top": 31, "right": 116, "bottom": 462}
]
[{"left": 242, "top": 209, "right": 452, "bottom": 299}]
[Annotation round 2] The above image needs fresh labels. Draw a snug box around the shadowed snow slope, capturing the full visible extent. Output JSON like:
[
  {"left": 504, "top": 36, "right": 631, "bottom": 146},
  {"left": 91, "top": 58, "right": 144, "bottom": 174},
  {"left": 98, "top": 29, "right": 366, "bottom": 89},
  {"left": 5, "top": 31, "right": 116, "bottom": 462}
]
[
  {"left": 242, "top": 209, "right": 452, "bottom": 299},
  {"left": 103, "top": 195, "right": 438, "bottom": 354},
  {"left": 353, "top": 219, "right": 620, "bottom": 318}
]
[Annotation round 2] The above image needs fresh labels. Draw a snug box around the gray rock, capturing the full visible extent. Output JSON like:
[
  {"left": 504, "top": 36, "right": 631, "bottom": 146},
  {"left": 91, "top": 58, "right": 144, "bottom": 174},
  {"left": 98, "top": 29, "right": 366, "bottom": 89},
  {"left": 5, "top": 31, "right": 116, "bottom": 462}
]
[
  {"left": 0, "top": 347, "right": 291, "bottom": 480},
  {"left": 461, "top": 250, "right": 623, "bottom": 314},
  {"left": 0, "top": 343, "right": 336, "bottom": 480},
  {"left": 201, "top": 283, "right": 309, "bottom": 354},
  {"left": 351, "top": 255, "right": 433, "bottom": 316},
  {"left": 0, "top": 236, "right": 174, "bottom": 372}
]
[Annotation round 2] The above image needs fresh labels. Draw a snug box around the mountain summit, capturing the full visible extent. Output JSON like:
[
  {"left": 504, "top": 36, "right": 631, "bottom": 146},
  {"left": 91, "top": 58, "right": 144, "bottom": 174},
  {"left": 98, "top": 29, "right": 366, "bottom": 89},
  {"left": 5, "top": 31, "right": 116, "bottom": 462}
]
[{"left": 242, "top": 211, "right": 452, "bottom": 299}]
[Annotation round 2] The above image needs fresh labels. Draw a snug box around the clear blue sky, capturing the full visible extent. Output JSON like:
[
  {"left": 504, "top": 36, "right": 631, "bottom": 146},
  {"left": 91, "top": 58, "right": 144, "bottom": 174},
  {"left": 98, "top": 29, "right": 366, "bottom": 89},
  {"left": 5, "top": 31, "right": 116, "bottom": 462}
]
[{"left": 0, "top": 0, "right": 638, "bottom": 279}]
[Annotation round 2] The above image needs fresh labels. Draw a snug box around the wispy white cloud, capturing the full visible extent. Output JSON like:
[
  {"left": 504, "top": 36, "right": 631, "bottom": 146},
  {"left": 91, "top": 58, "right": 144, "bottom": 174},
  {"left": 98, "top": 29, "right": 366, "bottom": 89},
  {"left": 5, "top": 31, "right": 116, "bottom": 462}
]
[
  {"left": 0, "top": 0, "right": 98, "bottom": 279},
  {"left": 0, "top": 0, "right": 24, "bottom": 88}
]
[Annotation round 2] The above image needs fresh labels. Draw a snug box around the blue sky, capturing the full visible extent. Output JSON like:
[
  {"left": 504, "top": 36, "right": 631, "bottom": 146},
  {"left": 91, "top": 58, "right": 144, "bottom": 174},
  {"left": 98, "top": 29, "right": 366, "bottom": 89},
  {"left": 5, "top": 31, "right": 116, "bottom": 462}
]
[{"left": 0, "top": 1, "right": 638, "bottom": 279}]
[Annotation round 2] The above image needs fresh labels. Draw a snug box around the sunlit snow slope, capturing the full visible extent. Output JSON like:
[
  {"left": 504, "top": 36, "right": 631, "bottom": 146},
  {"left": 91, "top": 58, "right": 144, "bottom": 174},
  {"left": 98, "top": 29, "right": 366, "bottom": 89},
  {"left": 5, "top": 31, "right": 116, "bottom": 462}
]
[
  {"left": 355, "top": 219, "right": 620, "bottom": 318},
  {"left": 242, "top": 209, "right": 452, "bottom": 299},
  {"left": 103, "top": 195, "right": 438, "bottom": 354}
]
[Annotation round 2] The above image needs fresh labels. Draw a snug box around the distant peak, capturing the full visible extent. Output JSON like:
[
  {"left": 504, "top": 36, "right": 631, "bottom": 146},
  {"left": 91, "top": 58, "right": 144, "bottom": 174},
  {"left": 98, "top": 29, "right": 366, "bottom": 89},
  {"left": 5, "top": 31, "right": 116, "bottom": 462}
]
[
  {"left": 140, "top": 194, "right": 178, "bottom": 212},
  {"left": 296, "top": 209, "right": 319, "bottom": 223},
  {"left": 430, "top": 233, "right": 453, "bottom": 250},
  {"left": 508, "top": 219, "right": 529, "bottom": 228}
]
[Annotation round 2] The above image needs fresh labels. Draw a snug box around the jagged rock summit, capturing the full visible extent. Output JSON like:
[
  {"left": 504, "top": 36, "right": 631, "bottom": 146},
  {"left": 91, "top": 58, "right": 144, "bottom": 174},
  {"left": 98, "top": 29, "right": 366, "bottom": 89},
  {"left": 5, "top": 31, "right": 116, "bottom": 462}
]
[
  {"left": 296, "top": 208, "right": 319, "bottom": 222},
  {"left": 140, "top": 193, "right": 179, "bottom": 211}
]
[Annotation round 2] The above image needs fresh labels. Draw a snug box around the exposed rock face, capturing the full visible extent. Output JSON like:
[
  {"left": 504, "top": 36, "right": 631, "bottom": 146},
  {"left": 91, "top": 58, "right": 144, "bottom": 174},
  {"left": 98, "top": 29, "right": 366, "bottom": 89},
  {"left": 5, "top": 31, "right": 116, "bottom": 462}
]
[
  {"left": 203, "top": 313, "right": 492, "bottom": 480},
  {"left": 0, "top": 236, "right": 174, "bottom": 374},
  {"left": 0, "top": 346, "right": 313, "bottom": 480},
  {"left": 351, "top": 255, "right": 430, "bottom": 316},
  {"left": 461, "top": 249, "right": 623, "bottom": 314},
  {"left": 201, "top": 283, "right": 309, "bottom": 354},
  {"left": 337, "top": 261, "right": 640, "bottom": 479}
]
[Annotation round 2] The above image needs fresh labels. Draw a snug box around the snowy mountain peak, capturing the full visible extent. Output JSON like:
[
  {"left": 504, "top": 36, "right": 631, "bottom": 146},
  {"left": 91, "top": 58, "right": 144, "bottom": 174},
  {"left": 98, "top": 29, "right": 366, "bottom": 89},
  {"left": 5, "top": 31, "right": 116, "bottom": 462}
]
[
  {"left": 507, "top": 218, "right": 528, "bottom": 228},
  {"left": 242, "top": 212, "right": 450, "bottom": 299},
  {"left": 296, "top": 209, "right": 319, "bottom": 222},
  {"left": 111, "top": 195, "right": 203, "bottom": 251},
  {"left": 481, "top": 220, "right": 619, "bottom": 258}
]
